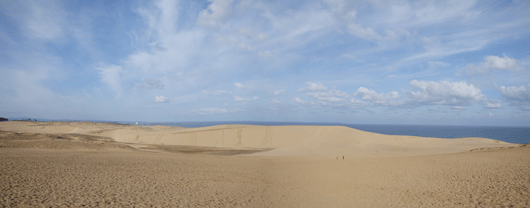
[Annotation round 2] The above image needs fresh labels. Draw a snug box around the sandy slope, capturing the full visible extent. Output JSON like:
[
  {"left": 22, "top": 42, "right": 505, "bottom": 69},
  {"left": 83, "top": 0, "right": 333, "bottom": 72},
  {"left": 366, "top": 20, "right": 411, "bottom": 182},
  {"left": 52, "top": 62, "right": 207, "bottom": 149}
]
[
  {"left": 0, "top": 121, "right": 517, "bottom": 158},
  {"left": 1, "top": 121, "right": 528, "bottom": 207},
  {"left": 1, "top": 145, "right": 528, "bottom": 207}
]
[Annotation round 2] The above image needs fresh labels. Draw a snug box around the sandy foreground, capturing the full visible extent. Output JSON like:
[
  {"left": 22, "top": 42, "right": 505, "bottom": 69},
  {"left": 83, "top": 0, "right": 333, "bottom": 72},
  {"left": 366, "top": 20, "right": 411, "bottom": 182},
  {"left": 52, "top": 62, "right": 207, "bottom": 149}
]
[{"left": 0, "top": 121, "right": 528, "bottom": 207}]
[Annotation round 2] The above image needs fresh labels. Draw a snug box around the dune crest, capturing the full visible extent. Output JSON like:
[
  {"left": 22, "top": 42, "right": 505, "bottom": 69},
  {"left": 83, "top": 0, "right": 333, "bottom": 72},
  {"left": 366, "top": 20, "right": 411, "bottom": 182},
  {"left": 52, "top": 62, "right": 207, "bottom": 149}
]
[{"left": 0, "top": 121, "right": 517, "bottom": 157}]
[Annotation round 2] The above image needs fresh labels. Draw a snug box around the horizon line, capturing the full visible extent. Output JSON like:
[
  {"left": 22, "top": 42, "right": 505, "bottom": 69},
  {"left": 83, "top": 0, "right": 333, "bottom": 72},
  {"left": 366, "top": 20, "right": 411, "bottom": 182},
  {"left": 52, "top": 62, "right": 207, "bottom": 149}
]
[{"left": 3, "top": 117, "right": 529, "bottom": 128}]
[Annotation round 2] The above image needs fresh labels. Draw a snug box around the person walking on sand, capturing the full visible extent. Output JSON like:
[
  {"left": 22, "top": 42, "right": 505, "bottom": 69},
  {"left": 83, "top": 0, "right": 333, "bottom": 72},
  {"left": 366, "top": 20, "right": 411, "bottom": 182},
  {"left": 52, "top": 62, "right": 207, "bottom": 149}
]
[{"left": 343, "top": 156, "right": 344, "bottom": 160}]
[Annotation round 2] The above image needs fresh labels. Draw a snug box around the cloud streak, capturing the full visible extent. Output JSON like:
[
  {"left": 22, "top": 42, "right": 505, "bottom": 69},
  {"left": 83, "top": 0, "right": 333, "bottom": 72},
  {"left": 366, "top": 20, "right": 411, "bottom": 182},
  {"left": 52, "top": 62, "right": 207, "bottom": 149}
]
[{"left": 1, "top": 0, "right": 529, "bottom": 125}]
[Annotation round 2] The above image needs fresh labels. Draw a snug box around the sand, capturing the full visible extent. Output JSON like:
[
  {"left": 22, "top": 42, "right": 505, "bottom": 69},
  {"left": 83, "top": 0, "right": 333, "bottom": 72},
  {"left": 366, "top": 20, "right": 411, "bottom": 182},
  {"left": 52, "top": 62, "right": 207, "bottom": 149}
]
[{"left": 0, "top": 121, "right": 528, "bottom": 207}]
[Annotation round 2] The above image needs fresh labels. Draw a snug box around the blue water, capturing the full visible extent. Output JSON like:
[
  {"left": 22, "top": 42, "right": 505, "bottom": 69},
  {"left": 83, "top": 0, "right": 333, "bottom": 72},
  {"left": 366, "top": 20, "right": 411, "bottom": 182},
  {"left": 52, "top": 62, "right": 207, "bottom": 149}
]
[{"left": 132, "top": 121, "right": 530, "bottom": 145}]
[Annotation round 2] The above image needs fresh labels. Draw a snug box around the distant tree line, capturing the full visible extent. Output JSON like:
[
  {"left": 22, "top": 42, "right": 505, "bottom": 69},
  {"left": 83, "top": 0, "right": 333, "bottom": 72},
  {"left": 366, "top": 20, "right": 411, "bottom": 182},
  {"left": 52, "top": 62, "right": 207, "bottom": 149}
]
[
  {"left": 8, "top": 118, "right": 38, "bottom": 122},
  {"left": 0, "top": 117, "right": 7, "bottom": 122}
]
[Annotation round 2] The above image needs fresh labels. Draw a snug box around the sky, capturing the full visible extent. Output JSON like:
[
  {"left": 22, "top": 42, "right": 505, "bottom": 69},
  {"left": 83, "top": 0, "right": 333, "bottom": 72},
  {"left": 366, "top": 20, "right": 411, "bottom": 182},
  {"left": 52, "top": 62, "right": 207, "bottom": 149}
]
[{"left": 1, "top": 0, "right": 529, "bottom": 126}]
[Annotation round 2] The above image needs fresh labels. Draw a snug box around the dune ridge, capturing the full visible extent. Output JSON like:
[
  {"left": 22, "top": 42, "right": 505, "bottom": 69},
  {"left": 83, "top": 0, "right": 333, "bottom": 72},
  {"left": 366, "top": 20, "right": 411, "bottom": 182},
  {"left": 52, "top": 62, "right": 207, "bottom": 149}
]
[{"left": 0, "top": 121, "right": 516, "bottom": 158}]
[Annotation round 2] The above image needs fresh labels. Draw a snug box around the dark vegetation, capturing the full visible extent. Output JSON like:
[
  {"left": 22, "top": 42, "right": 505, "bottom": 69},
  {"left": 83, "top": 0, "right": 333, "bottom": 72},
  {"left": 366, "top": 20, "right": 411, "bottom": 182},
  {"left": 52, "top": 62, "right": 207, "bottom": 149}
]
[{"left": 11, "top": 118, "right": 38, "bottom": 122}]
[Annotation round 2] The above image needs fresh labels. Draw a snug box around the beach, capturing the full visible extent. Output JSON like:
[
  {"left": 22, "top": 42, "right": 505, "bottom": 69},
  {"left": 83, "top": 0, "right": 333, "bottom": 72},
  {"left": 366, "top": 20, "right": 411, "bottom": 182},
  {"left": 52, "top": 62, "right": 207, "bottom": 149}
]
[{"left": 1, "top": 121, "right": 528, "bottom": 207}]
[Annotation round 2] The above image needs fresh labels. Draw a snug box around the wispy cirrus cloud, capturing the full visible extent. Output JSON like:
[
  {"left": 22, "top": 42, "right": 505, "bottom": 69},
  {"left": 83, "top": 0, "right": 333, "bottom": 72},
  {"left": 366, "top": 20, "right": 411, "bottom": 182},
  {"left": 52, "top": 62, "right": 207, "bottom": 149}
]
[
  {"left": 197, "top": 0, "right": 234, "bottom": 28},
  {"left": 1, "top": 0, "right": 529, "bottom": 125},
  {"left": 3, "top": 0, "right": 66, "bottom": 41},
  {"left": 95, "top": 64, "right": 125, "bottom": 96}
]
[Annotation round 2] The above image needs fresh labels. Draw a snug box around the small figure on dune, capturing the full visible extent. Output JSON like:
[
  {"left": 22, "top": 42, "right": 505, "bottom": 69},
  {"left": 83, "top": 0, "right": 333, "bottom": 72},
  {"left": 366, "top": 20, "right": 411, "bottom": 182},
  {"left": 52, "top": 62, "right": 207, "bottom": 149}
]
[{"left": 343, "top": 156, "right": 344, "bottom": 160}]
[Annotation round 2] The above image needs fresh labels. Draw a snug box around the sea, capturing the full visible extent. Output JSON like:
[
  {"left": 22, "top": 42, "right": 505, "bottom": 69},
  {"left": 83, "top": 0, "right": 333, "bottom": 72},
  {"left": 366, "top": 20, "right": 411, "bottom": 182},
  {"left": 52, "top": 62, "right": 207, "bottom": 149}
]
[{"left": 8, "top": 118, "right": 530, "bottom": 144}]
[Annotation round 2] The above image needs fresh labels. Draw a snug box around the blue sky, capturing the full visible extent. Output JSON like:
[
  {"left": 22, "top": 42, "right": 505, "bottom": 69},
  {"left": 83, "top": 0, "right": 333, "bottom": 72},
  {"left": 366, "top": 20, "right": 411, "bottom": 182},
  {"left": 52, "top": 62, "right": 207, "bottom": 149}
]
[{"left": 1, "top": 0, "right": 529, "bottom": 126}]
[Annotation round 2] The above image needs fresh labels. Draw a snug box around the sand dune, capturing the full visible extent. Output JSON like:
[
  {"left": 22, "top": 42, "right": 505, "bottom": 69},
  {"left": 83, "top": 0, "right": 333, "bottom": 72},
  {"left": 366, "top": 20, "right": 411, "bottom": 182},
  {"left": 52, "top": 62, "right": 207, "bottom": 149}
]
[
  {"left": 0, "top": 121, "right": 517, "bottom": 158},
  {"left": 1, "top": 121, "right": 528, "bottom": 207}
]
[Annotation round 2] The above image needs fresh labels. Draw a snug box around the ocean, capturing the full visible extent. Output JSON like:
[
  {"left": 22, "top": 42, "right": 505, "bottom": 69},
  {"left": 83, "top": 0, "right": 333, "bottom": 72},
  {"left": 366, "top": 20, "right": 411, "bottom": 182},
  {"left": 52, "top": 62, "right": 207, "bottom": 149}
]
[{"left": 132, "top": 121, "right": 530, "bottom": 145}]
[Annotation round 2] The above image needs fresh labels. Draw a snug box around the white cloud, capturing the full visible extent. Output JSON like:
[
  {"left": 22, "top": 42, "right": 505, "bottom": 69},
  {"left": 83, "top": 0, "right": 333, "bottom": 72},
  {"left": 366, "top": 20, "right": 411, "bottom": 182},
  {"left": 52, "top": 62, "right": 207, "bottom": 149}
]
[
  {"left": 499, "top": 83, "right": 530, "bottom": 102},
  {"left": 95, "top": 64, "right": 124, "bottom": 95},
  {"left": 354, "top": 87, "right": 401, "bottom": 105},
  {"left": 197, "top": 0, "right": 234, "bottom": 27},
  {"left": 307, "top": 89, "right": 349, "bottom": 103},
  {"left": 297, "top": 82, "right": 367, "bottom": 109},
  {"left": 4, "top": 0, "right": 528, "bottom": 123},
  {"left": 406, "top": 80, "right": 486, "bottom": 106},
  {"left": 342, "top": 54, "right": 363, "bottom": 62},
  {"left": 273, "top": 90, "right": 285, "bottom": 95},
  {"left": 234, "top": 96, "right": 259, "bottom": 101},
  {"left": 460, "top": 55, "right": 524, "bottom": 76},
  {"left": 271, "top": 99, "right": 282, "bottom": 103},
  {"left": 488, "top": 113, "right": 494, "bottom": 116},
  {"left": 155, "top": 96, "right": 169, "bottom": 103},
  {"left": 483, "top": 55, "right": 522, "bottom": 71},
  {"left": 293, "top": 97, "right": 306, "bottom": 104},
  {"left": 135, "top": 78, "right": 163, "bottom": 89},
  {"left": 299, "top": 82, "right": 327, "bottom": 91},
  {"left": 499, "top": 83, "right": 530, "bottom": 111},
  {"left": 127, "top": 1, "right": 211, "bottom": 81},
  {"left": 234, "top": 82, "right": 245, "bottom": 88},
  {"left": 299, "top": 82, "right": 352, "bottom": 107},
  {"left": 348, "top": 98, "right": 365, "bottom": 107},
  {"left": 191, "top": 108, "right": 228, "bottom": 114},
  {"left": 325, "top": 1, "right": 381, "bottom": 40},
  {"left": 484, "top": 100, "right": 502, "bottom": 109},
  {"left": 137, "top": 0, "right": 180, "bottom": 39}
]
